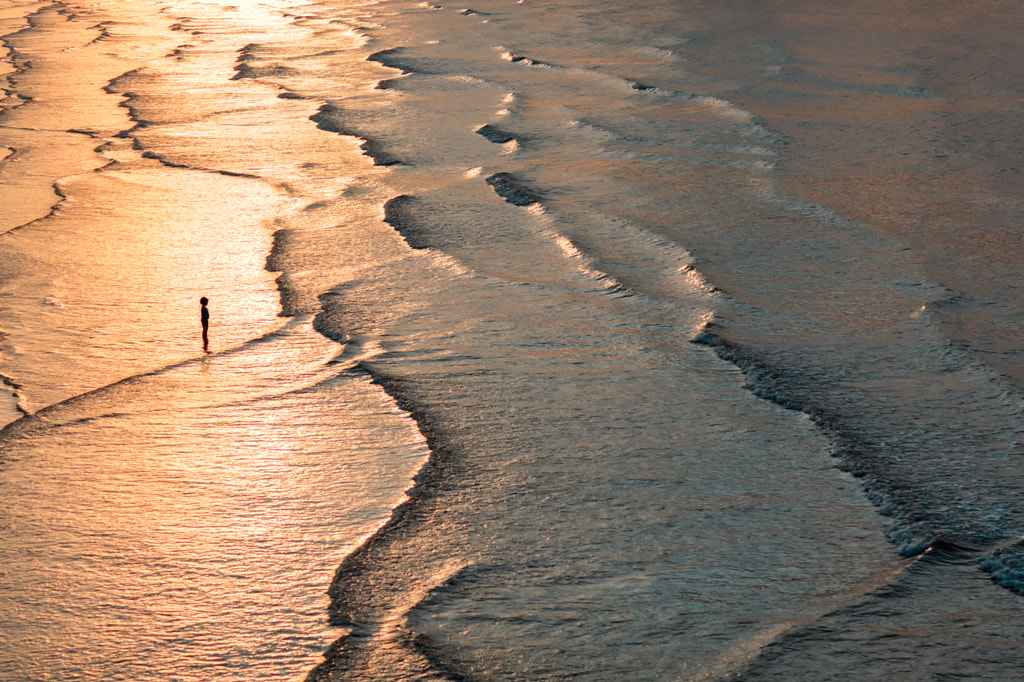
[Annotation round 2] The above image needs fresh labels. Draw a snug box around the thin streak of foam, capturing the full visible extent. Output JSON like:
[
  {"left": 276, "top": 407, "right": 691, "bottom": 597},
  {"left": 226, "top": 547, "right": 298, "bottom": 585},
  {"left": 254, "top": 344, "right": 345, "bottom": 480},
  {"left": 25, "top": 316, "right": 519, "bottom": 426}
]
[
  {"left": 492, "top": 44, "right": 765, "bottom": 139},
  {"left": 566, "top": 117, "right": 615, "bottom": 141},
  {"left": 0, "top": 317, "right": 348, "bottom": 438},
  {"left": 421, "top": 249, "right": 473, "bottom": 276},
  {"left": 550, "top": 233, "right": 630, "bottom": 295},
  {"left": 525, "top": 201, "right": 546, "bottom": 216},
  {"left": 0, "top": 4, "right": 38, "bottom": 117},
  {"left": 377, "top": 560, "right": 470, "bottom": 636},
  {"left": 380, "top": 195, "right": 474, "bottom": 276},
  {"left": 0, "top": 372, "right": 28, "bottom": 424},
  {"left": 636, "top": 45, "right": 680, "bottom": 61},
  {"left": 448, "top": 73, "right": 486, "bottom": 85},
  {"left": 684, "top": 94, "right": 756, "bottom": 124},
  {"left": 680, "top": 264, "right": 724, "bottom": 297},
  {"left": 495, "top": 90, "right": 516, "bottom": 116}
]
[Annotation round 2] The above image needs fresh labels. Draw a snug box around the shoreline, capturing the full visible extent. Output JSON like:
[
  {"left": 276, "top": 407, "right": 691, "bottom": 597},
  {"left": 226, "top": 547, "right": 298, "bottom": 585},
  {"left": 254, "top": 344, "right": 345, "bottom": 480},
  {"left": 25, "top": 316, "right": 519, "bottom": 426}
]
[{"left": 305, "top": 366, "right": 469, "bottom": 682}]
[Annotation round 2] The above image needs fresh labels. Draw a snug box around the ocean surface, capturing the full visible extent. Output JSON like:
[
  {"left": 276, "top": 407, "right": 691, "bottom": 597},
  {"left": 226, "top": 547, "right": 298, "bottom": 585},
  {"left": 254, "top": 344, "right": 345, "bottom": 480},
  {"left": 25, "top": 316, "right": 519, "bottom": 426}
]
[{"left": 2, "top": 0, "right": 1024, "bottom": 679}]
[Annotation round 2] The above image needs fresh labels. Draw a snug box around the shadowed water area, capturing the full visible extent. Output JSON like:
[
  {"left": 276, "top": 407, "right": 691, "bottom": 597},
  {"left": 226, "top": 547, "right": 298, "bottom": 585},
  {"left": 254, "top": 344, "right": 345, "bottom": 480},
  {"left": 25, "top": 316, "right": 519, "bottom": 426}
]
[{"left": 2, "top": 1, "right": 1024, "bottom": 680}]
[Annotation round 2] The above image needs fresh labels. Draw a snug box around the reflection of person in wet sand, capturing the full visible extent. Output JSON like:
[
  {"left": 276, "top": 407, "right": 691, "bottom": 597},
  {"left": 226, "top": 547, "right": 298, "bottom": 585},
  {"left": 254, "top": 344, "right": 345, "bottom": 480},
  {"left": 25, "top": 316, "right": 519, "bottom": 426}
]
[{"left": 200, "top": 296, "right": 210, "bottom": 353}]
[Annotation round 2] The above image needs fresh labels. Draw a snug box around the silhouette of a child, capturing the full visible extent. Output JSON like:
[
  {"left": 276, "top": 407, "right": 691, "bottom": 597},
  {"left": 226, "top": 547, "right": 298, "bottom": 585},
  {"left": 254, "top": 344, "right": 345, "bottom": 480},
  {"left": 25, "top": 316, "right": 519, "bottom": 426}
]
[{"left": 200, "top": 297, "right": 210, "bottom": 352}]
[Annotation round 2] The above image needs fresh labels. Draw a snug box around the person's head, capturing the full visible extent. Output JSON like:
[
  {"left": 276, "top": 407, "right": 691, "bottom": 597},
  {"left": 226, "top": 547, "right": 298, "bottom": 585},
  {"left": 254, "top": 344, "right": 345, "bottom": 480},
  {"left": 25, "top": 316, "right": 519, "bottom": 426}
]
[{"left": 200, "top": 297, "right": 209, "bottom": 306}]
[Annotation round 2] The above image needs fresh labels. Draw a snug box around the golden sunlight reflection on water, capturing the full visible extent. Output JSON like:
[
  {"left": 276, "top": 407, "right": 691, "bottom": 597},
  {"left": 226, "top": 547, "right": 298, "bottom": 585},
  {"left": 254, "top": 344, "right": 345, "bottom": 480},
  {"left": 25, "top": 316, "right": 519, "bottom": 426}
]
[
  {"left": 0, "top": 319, "right": 429, "bottom": 682},
  {"left": 0, "top": 162, "right": 290, "bottom": 413},
  {"left": 0, "top": 0, "right": 430, "bottom": 679}
]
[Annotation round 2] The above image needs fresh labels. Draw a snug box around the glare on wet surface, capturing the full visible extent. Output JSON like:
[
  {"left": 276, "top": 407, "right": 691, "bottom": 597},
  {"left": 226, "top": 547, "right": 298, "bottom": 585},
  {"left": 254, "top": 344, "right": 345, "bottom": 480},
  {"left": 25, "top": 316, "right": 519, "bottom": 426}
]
[
  {"left": 0, "top": 2, "right": 428, "bottom": 680},
  {"left": 0, "top": 341, "right": 429, "bottom": 681}
]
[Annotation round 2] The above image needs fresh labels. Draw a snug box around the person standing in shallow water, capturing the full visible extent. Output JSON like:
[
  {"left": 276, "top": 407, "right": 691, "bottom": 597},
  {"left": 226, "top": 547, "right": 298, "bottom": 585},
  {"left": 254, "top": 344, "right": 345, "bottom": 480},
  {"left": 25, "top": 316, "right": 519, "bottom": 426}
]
[{"left": 200, "top": 297, "right": 210, "bottom": 353}]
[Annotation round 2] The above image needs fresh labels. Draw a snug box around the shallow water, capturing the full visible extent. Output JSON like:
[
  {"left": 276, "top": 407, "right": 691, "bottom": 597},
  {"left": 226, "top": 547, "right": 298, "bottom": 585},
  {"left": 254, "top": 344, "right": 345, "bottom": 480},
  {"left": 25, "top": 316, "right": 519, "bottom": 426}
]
[
  {"left": 1, "top": 328, "right": 429, "bottom": 681},
  {"left": 3, "top": 0, "right": 1024, "bottom": 680},
  {"left": 0, "top": 3, "right": 428, "bottom": 680}
]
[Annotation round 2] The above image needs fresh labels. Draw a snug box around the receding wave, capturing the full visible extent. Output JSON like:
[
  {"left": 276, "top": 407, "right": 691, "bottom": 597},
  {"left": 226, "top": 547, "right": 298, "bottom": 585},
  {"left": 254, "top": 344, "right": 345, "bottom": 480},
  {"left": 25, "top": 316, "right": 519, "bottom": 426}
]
[
  {"left": 230, "top": 42, "right": 299, "bottom": 81},
  {"left": 982, "top": 541, "right": 1024, "bottom": 594},
  {"left": 310, "top": 103, "right": 403, "bottom": 165},
  {"left": 383, "top": 194, "right": 430, "bottom": 249},
  {"left": 484, "top": 171, "right": 540, "bottom": 206},
  {"left": 501, "top": 51, "right": 558, "bottom": 69},
  {"left": 692, "top": 314, "right": 1024, "bottom": 588},
  {"left": 475, "top": 123, "right": 518, "bottom": 144},
  {"left": 0, "top": 317, "right": 347, "bottom": 440},
  {"left": 304, "top": 364, "right": 467, "bottom": 682},
  {"left": 367, "top": 47, "right": 419, "bottom": 75}
]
